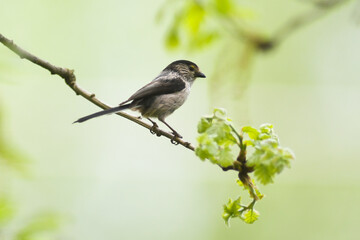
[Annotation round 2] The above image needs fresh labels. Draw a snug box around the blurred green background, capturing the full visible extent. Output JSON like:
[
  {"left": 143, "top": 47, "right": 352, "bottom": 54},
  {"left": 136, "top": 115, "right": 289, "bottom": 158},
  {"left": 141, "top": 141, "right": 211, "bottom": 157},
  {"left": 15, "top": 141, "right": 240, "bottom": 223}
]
[{"left": 1, "top": 0, "right": 360, "bottom": 239}]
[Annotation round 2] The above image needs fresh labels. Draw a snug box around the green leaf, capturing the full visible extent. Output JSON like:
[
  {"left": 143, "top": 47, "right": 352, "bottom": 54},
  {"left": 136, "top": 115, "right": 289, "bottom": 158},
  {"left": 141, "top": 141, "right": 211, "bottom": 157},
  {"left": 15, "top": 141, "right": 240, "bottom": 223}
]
[
  {"left": 197, "top": 118, "right": 212, "bottom": 133},
  {"left": 282, "top": 148, "right": 296, "bottom": 163},
  {"left": 218, "top": 147, "right": 234, "bottom": 167},
  {"left": 184, "top": 2, "right": 205, "bottom": 34},
  {"left": 158, "top": 0, "right": 256, "bottom": 51},
  {"left": 246, "top": 125, "right": 295, "bottom": 185},
  {"left": 196, "top": 109, "right": 238, "bottom": 167},
  {"left": 165, "top": 28, "right": 180, "bottom": 49},
  {"left": 261, "top": 139, "right": 279, "bottom": 149},
  {"left": 253, "top": 163, "right": 275, "bottom": 185},
  {"left": 195, "top": 134, "right": 218, "bottom": 163},
  {"left": 214, "top": 0, "right": 234, "bottom": 15},
  {"left": 165, "top": 13, "right": 182, "bottom": 49},
  {"left": 259, "top": 133, "right": 271, "bottom": 140},
  {"left": 241, "top": 124, "right": 295, "bottom": 185},
  {"left": 236, "top": 179, "right": 244, "bottom": 188},
  {"left": 213, "top": 108, "right": 227, "bottom": 120},
  {"left": 254, "top": 187, "right": 264, "bottom": 200},
  {"left": 259, "top": 123, "right": 273, "bottom": 133},
  {"left": 242, "top": 208, "right": 259, "bottom": 224},
  {"left": 243, "top": 139, "right": 254, "bottom": 146},
  {"left": 242, "top": 126, "right": 260, "bottom": 140},
  {"left": 222, "top": 197, "right": 241, "bottom": 226},
  {"left": 207, "top": 122, "right": 236, "bottom": 145}
]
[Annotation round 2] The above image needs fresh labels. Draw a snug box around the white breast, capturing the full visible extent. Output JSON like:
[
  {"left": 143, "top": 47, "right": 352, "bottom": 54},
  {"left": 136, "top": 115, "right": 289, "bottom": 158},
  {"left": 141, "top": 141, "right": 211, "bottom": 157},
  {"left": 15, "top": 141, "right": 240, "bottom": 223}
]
[{"left": 143, "top": 81, "right": 191, "bottom": 119}]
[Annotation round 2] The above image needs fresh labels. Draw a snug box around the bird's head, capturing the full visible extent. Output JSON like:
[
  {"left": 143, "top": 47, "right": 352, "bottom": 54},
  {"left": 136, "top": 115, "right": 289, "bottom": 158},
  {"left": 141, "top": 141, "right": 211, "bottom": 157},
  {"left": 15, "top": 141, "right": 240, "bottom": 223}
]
[{"left": 164, "top": 60, "right": 206, "bottom": 81}]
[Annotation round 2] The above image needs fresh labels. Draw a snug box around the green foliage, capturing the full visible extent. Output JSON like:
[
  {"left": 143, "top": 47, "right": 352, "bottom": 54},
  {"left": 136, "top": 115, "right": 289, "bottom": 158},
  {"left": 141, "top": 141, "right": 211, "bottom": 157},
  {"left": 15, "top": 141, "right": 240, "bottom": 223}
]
[
  {"left": 0, "top": 110, "right": 61, "bottom": 239},
  {"left": 185, "top": 1, "right": 206, "bottom": 34},
  {"left": 0, "top": 141, "right": 29, "bottom": 175},
  {"left": 222, "top": 197, "right": 241, "bottom": 226},
  {"left": 0, "top": 196, "right": 15, "bottom": 226},
  {"left": 0, "top": 195, "right": 62, "bottom": 240},
  {"left": 242, "top": 208, "right": 259, "bottom": 224},
  {"left": 214, "top": 0, "right": 233, "bottom": 15},
  {"left": 0, "top": 111, "right": 29, "bottom": 175},
  {"left": 196, "top": 109, "right": 294, "bottom": 225},
  {"left": 15, "top": 213, "right": 62, "bottom": 240},
  {"left": 196, "top": 108, "right": 238, "bottom": 167},
  {"left": 222, "top": 196, "right": 260, "bottom": 225},
  {"left": 243, "top": 124, "right": 295, "bottom": 185},
  {"left": 159, "top": 0, "right": 253, "bottom": 50}
]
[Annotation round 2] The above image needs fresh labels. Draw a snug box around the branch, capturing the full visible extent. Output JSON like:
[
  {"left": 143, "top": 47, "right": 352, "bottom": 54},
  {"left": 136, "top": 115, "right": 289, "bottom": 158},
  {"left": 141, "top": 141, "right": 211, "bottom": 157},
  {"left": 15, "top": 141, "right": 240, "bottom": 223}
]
[
  {"left": 0, "top": 33, "right": 194, "bottom": 151},
  {"left": 223, "top": 0, "right": 352, "bottom": 51},
  {"left": 273, "top": 0, "right": 351, "bottom": 44}
]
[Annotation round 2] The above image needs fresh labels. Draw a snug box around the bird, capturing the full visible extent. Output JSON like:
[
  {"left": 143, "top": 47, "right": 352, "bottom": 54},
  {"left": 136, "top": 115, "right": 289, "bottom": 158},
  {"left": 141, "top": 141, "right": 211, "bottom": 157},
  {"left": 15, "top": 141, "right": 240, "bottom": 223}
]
[{"left": 74, "top": 60, "right": 206, "bottom": 139}]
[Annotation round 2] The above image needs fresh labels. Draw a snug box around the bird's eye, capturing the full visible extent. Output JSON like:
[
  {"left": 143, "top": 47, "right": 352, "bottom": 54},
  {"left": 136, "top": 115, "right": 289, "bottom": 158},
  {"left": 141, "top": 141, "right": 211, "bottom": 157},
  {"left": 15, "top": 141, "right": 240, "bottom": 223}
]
[{"left": 189, "top": 66, "right": 195, "bottom": 72}]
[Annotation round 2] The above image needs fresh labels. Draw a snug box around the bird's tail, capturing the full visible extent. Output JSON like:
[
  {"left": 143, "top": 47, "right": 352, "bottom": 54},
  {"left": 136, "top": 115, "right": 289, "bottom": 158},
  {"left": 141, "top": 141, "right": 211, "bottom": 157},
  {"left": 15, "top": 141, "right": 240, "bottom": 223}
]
[{"left": 73, "top": 104, "right": 131, "bottom": 123}]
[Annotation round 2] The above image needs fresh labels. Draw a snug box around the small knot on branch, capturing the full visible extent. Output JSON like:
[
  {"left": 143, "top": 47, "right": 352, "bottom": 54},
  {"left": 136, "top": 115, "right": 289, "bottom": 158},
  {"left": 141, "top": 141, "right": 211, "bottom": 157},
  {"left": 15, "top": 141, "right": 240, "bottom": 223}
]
[{"left": 63, "top": 69, "right": 76, "bottom": 87}]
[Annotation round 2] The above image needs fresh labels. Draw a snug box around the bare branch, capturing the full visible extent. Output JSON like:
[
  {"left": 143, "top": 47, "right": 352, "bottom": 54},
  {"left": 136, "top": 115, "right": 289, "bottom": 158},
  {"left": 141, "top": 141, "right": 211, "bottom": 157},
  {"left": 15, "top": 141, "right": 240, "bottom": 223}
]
[
  {"left": 273, "top": 0, "right": 351, "bottom": 44},
  {"left": 0, "top": 33, "right": 195, "bottom": 151},
  {"left": 221, "top": 0, "right": 352, "bottom": 51}
]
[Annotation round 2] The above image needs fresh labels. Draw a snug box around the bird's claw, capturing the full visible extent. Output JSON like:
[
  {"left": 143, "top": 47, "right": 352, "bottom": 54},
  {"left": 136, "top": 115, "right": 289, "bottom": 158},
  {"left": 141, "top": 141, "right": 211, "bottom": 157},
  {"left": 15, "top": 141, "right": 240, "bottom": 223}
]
[
  {"left": 170, "top": 132, "right": 182, "bottom": 145},
  {"left": 173, "top": 132, "right": 182, "bottom": 139},
  {"left": 170, "top": 136, "right": 180, "bottom": 145},
  {"left": 150, "top": 123, "right": 161, "bottom": 136}
]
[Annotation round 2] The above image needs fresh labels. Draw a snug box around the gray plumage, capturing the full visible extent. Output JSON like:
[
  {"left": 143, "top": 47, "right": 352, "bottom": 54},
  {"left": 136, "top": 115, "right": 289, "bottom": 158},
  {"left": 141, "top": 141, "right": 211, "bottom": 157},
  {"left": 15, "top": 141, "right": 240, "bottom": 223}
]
[{"left": 74, "top": 60, "right": 206, "bottom": 138}]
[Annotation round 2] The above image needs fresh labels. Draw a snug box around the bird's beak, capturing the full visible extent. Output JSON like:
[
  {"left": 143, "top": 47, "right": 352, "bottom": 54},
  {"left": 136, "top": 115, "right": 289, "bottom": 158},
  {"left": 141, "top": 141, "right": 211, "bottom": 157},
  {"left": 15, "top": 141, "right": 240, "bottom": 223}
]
[{"left": 196, "top": 71, "right": 206, "bottom": 78}]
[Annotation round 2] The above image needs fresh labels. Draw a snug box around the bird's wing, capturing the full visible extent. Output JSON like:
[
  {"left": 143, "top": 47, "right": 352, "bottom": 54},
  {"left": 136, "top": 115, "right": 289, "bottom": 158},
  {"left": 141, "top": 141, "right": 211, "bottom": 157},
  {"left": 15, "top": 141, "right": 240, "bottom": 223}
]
[{"left": 120, "top": 76, "right": 186, "bottom": 105}]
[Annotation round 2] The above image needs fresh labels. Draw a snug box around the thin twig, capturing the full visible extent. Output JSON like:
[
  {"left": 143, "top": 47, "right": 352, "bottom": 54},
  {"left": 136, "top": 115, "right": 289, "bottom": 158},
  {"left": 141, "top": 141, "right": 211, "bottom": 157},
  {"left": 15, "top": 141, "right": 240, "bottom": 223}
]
[
  {"left": 229, "top": 124, "right": 243, "bottom": 147},
  {"left": 222, "top": 0, "right": 352, "bottom": 51},
  {"left": 0, "top": 33, "right": 194, "bottom": 151},
  {"left": 273, "top": 0, "right": 351, "bottom": 43}
]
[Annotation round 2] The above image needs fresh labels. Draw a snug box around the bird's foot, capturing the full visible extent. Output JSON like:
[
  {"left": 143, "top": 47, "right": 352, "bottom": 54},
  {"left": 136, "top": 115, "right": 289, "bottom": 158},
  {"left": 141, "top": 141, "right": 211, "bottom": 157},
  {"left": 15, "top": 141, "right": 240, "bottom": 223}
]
[
  {"left": 170, "top": 136, "right": 180, "bottom": 145},
  {"left": 172, "top": 131, "right": 183, "bottom": 139},
  {"left": 150, "top": 123, "right": 161, "bottom": 136},
  {"left": 170, "top": 132, "right": 182, "bottom": 145}
]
